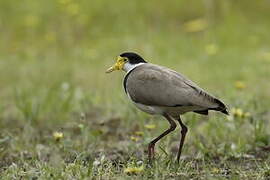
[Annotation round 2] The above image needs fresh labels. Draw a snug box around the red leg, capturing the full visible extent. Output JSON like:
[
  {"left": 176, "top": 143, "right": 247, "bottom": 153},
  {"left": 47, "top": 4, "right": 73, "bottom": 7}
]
[
  {"left": 148, "top": 114, "right": 177, "bottom": 162},
  {"left": 176, "top": 116, "right": 188, "bottom": 163}
]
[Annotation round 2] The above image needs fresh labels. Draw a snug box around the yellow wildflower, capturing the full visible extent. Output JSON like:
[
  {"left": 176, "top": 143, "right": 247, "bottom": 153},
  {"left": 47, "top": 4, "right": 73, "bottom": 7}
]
[
  {"left": 211, "top": 167, "right": 220, "bottom": 174},
  {"left": 124, "top": 166, "right": 144, "bottom": 174},
  {"left": 232, "top": 108, "right": 244, "bottom": 118},
  {"left": 134, "top": 131, "right": 144, "bottom": 136},
  {"left": 235, "top": 81, "right": 246, "bottom": 90},
  {"left": 53, "top": 132, "right": 64, "bottom": 141},
  {"left": 183, "top": 18, "right": 208, "bottom": 33},
  {"left": 231, "top": 108, "right": 251, "bottom": 118},
  {"left": 130, "top": 136, "right": 139, "bottom": 142},
  {"left": 144, "top": 124, "right": 156, "bottom": 130}
]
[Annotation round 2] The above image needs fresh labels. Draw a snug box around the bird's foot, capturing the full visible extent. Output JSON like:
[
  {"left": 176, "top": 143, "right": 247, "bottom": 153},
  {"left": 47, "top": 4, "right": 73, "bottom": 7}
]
[{"left": 148, "top": 143, "right": 155, "bottom": 162}]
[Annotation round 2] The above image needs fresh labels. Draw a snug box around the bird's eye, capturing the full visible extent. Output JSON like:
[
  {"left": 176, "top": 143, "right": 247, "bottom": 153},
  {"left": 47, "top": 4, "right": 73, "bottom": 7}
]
[{"left": 124, "top": 58, "right": 128, "bottom": 62}]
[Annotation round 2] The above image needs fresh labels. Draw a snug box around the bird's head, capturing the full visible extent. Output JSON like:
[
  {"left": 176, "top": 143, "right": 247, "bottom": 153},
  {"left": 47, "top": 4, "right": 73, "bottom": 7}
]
[{"left": 106, "top": 52, "right": 147, "bottom": 73}]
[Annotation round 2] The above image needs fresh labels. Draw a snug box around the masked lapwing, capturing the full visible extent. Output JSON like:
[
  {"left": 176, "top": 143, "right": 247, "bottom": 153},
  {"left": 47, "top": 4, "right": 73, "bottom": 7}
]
[{"left": 106, "top": 52, "right": 228, "bottom": 163}]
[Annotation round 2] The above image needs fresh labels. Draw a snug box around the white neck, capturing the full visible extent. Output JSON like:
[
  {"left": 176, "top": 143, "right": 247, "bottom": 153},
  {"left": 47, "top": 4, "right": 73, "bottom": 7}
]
[{"left": 123, "top": 62, "right": 145, "bottom": 73}]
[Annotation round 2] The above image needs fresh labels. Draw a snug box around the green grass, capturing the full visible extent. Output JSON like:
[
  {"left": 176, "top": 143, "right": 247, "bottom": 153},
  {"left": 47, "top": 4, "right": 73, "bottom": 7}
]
[{"left": 1, "top": 0, "right": 270, "bottom": 179}]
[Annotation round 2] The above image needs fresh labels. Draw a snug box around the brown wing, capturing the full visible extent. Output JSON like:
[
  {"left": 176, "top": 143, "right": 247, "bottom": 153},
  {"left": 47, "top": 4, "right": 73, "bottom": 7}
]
[{"left": 125, "top": 63, "right": 224, "bottom": 110}]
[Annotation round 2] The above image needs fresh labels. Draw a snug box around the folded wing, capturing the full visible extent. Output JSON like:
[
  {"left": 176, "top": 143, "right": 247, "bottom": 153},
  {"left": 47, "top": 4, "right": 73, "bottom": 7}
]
[{"left": 126, "top": 63, "right": 227, "bottom": 113}]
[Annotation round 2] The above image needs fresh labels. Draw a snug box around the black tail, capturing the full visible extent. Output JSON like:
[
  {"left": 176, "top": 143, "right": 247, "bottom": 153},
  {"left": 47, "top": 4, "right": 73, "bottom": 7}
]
[
  {"left": 220, "top": 109, "right": 229, "bottom": 115},
  {"left": 214, "top": 98, "right": 229, "bottom": 115}
]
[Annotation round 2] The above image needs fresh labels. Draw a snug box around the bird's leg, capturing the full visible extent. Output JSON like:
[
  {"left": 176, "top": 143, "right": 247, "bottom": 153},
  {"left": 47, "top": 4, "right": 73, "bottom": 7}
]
[
  {"left": 148, "top": 114, "right": 177, "bottom": 162},
  {"left": 176, "top": 116, "right": 188, "bottom": 163}
]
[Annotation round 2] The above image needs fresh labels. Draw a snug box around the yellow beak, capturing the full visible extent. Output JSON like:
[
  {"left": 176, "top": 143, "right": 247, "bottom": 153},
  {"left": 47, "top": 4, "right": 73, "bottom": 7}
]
[
  {"left": 106, "top": 56, "right": 125, "bottom": 73},
  {"left": 105, "top": 65, "right": 118, "bottom": 73}
]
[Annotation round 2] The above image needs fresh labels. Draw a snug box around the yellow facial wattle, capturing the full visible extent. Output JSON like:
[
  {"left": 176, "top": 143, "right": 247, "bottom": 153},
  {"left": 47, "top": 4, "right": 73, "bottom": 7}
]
[{"left": 106, "top": 56, "right": 126, "bottom": 73}]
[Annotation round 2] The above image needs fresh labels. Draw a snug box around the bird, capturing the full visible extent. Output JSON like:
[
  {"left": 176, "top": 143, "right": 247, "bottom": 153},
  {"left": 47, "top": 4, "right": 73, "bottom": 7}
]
[{"left": 106, "top": 52, "right": 228, "bottom": 163}]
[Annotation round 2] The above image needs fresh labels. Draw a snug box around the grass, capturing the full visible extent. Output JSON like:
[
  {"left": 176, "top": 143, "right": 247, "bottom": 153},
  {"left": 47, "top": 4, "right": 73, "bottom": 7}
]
[{"left": 1, "top": 0, "right": 270, "bottom": 179}]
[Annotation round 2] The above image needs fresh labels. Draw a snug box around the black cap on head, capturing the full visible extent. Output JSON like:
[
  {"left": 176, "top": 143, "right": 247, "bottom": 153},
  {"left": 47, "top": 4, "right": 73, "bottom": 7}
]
[{"left": 120, "top": 52, "right": 147, "bottom": 64}]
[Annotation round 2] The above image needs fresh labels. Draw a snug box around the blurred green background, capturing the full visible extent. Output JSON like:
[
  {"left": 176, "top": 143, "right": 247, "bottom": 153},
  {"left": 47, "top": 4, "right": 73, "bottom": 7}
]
[{"left": 1, "top": 0, "right": 270, "bottom": 178}]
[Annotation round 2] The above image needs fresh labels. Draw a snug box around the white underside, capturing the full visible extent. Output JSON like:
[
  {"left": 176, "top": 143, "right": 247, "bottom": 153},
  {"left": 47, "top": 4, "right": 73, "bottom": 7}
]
[{"left": 134, "top": 103, "right": 164, "bottom": 115}]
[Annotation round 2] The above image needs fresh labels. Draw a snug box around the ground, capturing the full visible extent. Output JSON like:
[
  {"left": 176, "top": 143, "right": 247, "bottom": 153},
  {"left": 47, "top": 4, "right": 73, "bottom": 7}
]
[{"left": 0, "top": 0, "right": 270, "bottom": 179}]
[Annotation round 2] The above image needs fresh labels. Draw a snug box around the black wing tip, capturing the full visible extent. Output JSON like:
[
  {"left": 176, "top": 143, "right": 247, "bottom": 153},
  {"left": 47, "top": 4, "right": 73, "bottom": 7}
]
[
  {"left": 193, "top": 110, "right": 209, "bottom": 115},
  {"left": 221, "top": 109, "right": 229, "bottom": 115},
  {"left": 214, "top": 98, "right": 229, "bottom": 116}
]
